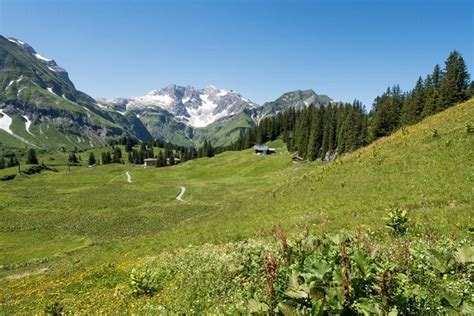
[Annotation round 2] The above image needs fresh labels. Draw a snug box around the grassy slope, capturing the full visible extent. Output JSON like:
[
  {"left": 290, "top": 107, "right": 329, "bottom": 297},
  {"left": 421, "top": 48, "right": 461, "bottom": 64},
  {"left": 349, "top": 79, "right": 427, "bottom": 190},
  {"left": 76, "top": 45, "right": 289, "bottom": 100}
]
[{"left": 0, "top": 99, "right": 473, "bottom": 312}]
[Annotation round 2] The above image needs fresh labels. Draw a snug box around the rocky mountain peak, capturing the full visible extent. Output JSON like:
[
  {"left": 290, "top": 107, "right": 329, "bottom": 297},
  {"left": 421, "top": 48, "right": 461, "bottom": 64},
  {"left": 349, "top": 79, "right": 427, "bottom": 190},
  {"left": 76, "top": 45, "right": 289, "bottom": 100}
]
[{"left": 7, "top": 37, "right": 74, "bottom": 87}]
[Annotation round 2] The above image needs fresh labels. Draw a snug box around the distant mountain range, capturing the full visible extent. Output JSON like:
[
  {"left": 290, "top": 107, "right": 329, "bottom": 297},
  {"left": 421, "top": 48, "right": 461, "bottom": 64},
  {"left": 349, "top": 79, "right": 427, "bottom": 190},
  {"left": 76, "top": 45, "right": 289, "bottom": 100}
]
[{"left": 0, "top": 35, "right": 333, "bottom": 149}]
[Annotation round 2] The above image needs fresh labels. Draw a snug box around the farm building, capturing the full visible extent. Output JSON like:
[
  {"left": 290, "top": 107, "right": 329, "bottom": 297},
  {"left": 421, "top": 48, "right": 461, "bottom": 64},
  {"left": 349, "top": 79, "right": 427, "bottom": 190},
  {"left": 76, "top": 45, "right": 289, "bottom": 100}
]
[
  {"left": 254, "top": 145, "right": 276, "bottom": 155},
  {"left": 144, "top": 158, "right": 158, "bottom": 168},
  {"left": 166, "top": 157, "right": 181, "bottom": 165}
]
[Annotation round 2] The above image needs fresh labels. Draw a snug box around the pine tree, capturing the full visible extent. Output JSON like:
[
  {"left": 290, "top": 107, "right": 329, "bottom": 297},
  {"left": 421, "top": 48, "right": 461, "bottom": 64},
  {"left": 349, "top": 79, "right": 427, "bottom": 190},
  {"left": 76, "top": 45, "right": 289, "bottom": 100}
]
[
  {"left": 422, "top": 75, "right": 436, "bottom": 117},
  {"left": 158, "top": 150, "right": 165, "bottom": 167},
  {"left": 401, "top": 77, "right": 425, "bottom": 125},
  {"left": 295, "top": 109, "right": 311, "bottom": 157},
  {"left": 68, "top": 153, "right": 79, "bottom": 164},
  {"left": 26, "top": 148, "right": 38, "bottom": 165},
  {"left": 88, "top": 153, "right": 96, "bottom": 166},
  {"left": 306, "top": 107, "right": 324, "bottom": 160},
  {"left": 439, "top": 51, "right": 470, "bottom": 109},
  {"left": 8, "top": 156, "right": 19, "bottom": 167},
  {"left": 371, "top": 86, "right": 403, "bottom": 138},
  {"left": 113, "top": 147, "right": 122, "bottom": 163}
]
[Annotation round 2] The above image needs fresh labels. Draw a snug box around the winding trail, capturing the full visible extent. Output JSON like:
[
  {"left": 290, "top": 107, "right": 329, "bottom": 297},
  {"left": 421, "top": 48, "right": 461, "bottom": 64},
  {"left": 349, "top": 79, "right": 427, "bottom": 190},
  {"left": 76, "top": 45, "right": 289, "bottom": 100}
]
[
  {"left": 126, "top": 171, "right": 132, "bottom": 184},
  {"left": 176, "top": 186, "right": 186, "bottom": 201},
  {"left": 2, "top": 268, "right": 49, "bottom": 281}
]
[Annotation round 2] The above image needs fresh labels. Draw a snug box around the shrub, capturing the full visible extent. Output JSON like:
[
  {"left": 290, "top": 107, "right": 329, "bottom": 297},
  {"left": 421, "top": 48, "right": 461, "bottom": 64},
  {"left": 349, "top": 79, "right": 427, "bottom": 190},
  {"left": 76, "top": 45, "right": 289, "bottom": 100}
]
[{"left": 0, "top": 174, "right": 16, "bottom": 181}]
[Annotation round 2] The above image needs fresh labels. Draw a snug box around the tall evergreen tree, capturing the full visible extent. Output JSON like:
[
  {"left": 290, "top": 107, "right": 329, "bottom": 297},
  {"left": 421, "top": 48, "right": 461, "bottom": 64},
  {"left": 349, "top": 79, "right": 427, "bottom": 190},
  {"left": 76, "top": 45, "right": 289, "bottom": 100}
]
[
  {"left": 88, "top": 153, "right": 96, "bottom": 166},
  {"left": 306, "top": 107, "right": 324, "bottom": 160},
  {"left": 401, "top": 77, "right": 425, "bottom": 125},
  {"left": 26, "top": 148, "right": 38, "bottom": 165},
  {"left": 68, "top": 153, "right": 79, "bottom": 164},
  {"left": 439, "top": 51, "right": 470, "bottom": 109}
]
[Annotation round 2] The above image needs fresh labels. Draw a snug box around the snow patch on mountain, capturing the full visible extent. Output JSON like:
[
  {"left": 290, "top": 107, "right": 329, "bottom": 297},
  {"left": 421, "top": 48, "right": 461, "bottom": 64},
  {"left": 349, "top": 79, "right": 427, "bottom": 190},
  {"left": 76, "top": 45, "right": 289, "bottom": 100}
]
[
  {"left": 47, "top": 87, "right": 59, "bottom": 97},
  {"left": 34, "top": 53, "right": 52, "bottom": 62},
  {"left": 0, "top": 109, "right": 36, "bottom": 146},
  {"left": 22, "top": 115, "right": 34, "bottom": 135},
  {"left": 0, "top": 109, "right": 14, "bottom": 135}
]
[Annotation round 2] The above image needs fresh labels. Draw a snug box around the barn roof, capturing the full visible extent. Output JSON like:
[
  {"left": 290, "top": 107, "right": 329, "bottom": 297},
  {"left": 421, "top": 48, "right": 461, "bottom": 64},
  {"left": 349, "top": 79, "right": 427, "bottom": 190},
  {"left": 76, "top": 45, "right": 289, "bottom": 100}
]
[{"left": 254, "top": 145, "right": 269, "bottom": 151}]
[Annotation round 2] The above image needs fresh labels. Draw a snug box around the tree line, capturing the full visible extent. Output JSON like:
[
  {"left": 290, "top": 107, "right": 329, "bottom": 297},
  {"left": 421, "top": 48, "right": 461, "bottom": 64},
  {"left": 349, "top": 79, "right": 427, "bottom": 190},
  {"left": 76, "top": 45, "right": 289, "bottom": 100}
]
[
  {"left": 1, "top": 51, "right": 470, "bottom": 170},
  {"left": 371, "top": 50, "right": 471, "bottom": 138},
  {"left": 228, "top": 50, "right": 472, "bottom": 161},
  {"left": 84, "top": 137, "right": 217, "bottom": 168}
]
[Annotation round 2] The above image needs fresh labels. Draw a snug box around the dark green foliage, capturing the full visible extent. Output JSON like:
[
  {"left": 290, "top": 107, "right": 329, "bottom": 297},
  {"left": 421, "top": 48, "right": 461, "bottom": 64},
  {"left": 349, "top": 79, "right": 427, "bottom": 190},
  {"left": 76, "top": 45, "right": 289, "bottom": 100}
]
[
  {"left": 134, "top": 229, "right": 474, "bottom": 314},
  {"left": 439, "top": 51, "right": 470, "bottom": 109},
  {"left": 229, "top": 101, "right": 368, "bottom": 161},
  {"left": 101, "top": 151, "right": 112, "bottom": 165},
  {"left": 26, "top": 148, "right": 38, "bottom": 165},
  {"left": 386, "top": 208, "right": 409, "bottom": 235},
  {"left": 401, "top": 77, "right": 425, "bottom": 125},
  {"left": 0, "top": 174, "right": 16, "bottom": 181},
  {"left": 422, "top": 65, "right": 443, "bottom": 117},
  {"left": 198, "top": 139, "right": 215, "bottom": 158},
  {"left": 371, "top": 85, "right": 403, "bottom": 138},
  {"left": 130, "top": 267, "right": 163, "bottom": 296},
  {"left": 112, "top": 147, "right": 122, "bottom": 163},
  {"left": 88, "top": 152, "right": 96, "bottom": 166},
  {"left": 371, "top": 51, "right": 470, "bottom": 137},
  {"left": 68, "top": 153, "right": 79, "bottom": 164},
  {"left": 7, "top": 155, "right": 19, "bottom": 167},
  {"left": 44, "top": 301, "right": 64, "bottom": 316}
]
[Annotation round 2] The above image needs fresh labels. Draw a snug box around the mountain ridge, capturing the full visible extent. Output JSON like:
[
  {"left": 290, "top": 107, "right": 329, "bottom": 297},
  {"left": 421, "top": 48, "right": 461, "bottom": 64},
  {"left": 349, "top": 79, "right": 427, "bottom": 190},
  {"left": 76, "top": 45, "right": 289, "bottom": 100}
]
[{"left": 1, "top": 35, "right": 335, "bottom": 148}]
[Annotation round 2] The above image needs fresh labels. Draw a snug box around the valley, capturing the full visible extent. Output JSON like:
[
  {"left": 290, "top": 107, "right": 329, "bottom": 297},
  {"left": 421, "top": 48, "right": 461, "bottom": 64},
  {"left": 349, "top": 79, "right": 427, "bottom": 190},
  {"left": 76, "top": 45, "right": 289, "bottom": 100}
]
[
  {"left": 0, "top": 3, "right": 473, "bottom": 312},
  {"left": 1, "top": 99, "right": 473, "bottom": 312}
]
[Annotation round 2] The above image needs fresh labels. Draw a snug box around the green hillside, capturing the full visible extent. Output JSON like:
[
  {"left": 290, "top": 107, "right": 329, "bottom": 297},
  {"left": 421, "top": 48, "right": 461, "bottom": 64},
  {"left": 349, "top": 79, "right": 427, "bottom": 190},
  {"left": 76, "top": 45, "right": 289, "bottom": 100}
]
[{"left": 0, "top": 99, "right": 473, "bottom": 313}]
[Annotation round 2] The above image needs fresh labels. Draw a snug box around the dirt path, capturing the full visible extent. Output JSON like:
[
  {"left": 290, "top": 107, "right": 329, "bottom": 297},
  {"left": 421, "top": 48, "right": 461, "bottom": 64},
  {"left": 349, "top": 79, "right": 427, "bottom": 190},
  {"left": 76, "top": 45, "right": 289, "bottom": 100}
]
[
  {"left": 176, "top": 186, "right": 186, "bottom": 201},
  {"left": 2, "top": 268, "right": 49, "bottom": 281},
  {"left": 126, "top": 171, "right": 132, "bottom": 183}
]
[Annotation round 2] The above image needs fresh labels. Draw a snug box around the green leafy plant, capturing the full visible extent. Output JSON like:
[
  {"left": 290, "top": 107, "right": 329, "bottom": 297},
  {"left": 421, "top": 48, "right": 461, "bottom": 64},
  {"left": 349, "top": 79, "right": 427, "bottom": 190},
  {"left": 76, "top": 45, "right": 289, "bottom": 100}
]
[
  {"left": 386, "top": 208, "right": 409, "bottom": 235},
  {"left": 130, "top": 267, "right": 162, "bottom": 296},
  {"left": 44, "top": 301, "right": 64, "bottom": 315}
]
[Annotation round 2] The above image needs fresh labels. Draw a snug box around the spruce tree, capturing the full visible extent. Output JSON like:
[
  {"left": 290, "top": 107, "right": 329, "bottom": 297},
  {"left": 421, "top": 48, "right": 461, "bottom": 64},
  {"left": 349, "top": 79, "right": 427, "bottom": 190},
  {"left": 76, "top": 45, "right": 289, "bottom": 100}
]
[
  {"left": 401, "top": 77, "right": 425, "bottom": 125},
  {"left": 88, "top": 153, "right": 96, "bottom": 166},
  {"left": 68, "top": 153, "right": 79, "bottom": 164},
  {"left": 439, "top": 51, "right": 470, "bottom": 109},
  {"left": 26, "top": 148, "right": 38, "bottom": 165},
  {"left": 306, "top": 107, "right": 324, "bottom": 160}
]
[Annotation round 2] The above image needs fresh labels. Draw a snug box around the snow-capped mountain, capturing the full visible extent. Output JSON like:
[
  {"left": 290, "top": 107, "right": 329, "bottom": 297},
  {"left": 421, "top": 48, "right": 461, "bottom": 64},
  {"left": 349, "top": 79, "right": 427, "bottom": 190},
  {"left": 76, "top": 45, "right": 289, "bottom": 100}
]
[
  {"left": 7, "top": 37, "right": 74, "bottom": 87},
  {"left": 2, "top": 35, "right": 336, "bottom": 149},
  {"left": 100, "top": 84, "right": 259, "bottom": 128}
]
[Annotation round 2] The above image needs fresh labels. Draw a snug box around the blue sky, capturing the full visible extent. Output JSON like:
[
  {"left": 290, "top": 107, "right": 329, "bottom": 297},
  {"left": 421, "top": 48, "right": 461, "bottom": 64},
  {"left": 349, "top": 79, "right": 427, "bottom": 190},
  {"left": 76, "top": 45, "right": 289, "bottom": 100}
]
[{"left": 0, "top": 0, "right": 472, "bottom": 107}]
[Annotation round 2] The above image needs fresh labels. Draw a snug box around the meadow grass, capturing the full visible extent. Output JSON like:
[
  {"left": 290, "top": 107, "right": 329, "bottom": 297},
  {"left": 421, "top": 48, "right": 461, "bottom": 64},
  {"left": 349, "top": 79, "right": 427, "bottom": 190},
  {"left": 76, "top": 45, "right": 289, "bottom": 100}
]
[{"left": 0, "top": 99, "right": 472, "bottom": 312}]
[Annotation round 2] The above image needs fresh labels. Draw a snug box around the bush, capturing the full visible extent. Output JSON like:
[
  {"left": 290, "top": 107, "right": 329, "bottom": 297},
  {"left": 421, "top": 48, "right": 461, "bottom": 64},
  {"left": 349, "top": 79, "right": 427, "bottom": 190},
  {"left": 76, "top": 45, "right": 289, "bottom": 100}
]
[{"left": 0, "top": 174, "right": 16, "bottom": 181}]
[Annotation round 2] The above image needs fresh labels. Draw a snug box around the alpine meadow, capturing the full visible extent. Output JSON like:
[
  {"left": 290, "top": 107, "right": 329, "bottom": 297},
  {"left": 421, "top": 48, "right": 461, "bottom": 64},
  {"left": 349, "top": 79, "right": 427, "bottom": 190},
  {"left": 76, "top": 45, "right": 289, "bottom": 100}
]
[{"left": 0, "top": 0, "right": 473, "bottom": 314}]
